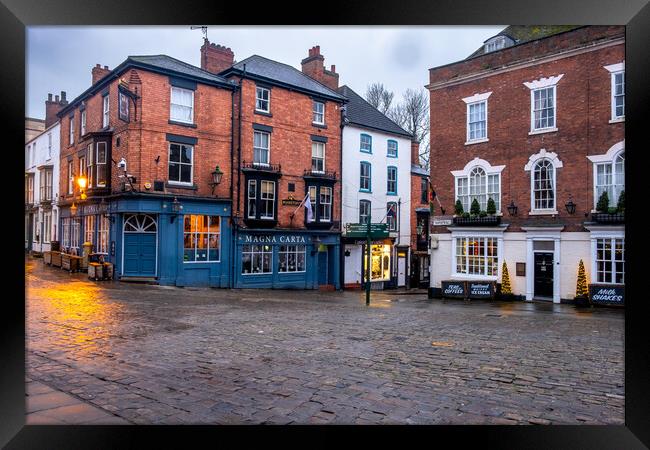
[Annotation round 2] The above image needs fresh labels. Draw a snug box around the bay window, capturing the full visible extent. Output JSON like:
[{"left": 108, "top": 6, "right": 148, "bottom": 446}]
[
  {"left": 260, "top": 180, "right": 275, "bottom": 219},
  {"left": 308, "top": 185, "right": 332, "bottom": 223},
  {"left": 96, "top": 142, "right": 107, "bottom": 187},
  {"left": 247, "top": 180, "right": 257, "bottom": 219},
  {"left": 87, "top": 144, "right": 94, "bottom": 187},
  {"left": 25, "top": 174, "right": 34, "bottom": 204},
  {"left": 245, "top": 177, "right": 277, "bottom": 222},
  {"left": 183, "top": 215, "right": 221, "bottom": 262}
]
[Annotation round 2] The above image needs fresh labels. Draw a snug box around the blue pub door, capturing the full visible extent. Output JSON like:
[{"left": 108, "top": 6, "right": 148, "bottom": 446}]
[
  {"left": 318, "top": 251, "right": 328, "bottom": 285},
  {"left": 122, "top": 214, "right": 157, "bottom": 277}
]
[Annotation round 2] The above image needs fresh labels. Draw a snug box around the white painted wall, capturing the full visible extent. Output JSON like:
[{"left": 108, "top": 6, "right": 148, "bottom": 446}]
[{"left": 25, "top": 122, "right": 60, "bottom": 252}]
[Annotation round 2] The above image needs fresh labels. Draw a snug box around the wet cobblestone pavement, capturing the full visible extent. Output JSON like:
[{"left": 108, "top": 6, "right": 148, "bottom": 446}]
[{"left": 26, "top": 256, "right": 624, "bottom": 425}]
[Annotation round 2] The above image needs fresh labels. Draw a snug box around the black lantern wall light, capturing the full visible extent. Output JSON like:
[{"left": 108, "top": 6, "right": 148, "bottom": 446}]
[
  {"left": 507, "top": 200, "right": 518, "bottom": 216},
  {"left": 209, "top": 166, "right": 224, "bottom": 195}
]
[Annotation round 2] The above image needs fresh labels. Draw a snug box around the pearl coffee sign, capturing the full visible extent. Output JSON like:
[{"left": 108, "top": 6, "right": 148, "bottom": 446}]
[
  {"left": 589, "top": 284, "right": 624, "bottom": 306},
  {"left": 441, "top": 281, "right": 466, "bottom": 298}
]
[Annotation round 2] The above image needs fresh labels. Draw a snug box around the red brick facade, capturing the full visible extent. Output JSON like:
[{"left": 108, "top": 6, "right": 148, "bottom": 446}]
[
  {"left": 58, "top": 67, "right": 233, "bottom": 205},
  {"left": 427, "top": 26, "right": 625, "bottom": 234}
]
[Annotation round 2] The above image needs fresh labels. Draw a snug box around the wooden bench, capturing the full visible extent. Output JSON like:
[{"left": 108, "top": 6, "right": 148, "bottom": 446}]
[
  {"left": 51, "top": 251, "right": 62, "bottom": 268},
  {"left": 61, "top": 253, "right": 82, "bottom": 273}
]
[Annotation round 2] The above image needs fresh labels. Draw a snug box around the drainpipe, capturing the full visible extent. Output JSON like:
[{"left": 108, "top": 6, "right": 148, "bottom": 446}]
[
  {"left": 237, "top": 65, "right": 246, "bottom": 216},
  {"left": 339, "top": 101, "right": 345, "bottom": 291},
  {"left": 229, "top": 80, "right": 236, "bottom": 289}
]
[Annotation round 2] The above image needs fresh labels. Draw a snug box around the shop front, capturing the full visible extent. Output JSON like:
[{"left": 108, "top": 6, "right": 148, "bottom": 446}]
[
  {"left": 108, "top": 194, "right": 232, "bottom": 287},
  {"left": 343, "top": 238, "right": 398, "bottom": 289},
  {"left": 233, "top": 229, "right": 340, "bottom": 289}
]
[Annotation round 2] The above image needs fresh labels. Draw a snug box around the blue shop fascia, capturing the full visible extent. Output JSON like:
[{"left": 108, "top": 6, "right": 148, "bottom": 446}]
[
  {"left": 232, "top": 226, "right": 341, "bottom": 289},
  {"left": 60, "top": 192, "right": 233, "bottom": 287}
]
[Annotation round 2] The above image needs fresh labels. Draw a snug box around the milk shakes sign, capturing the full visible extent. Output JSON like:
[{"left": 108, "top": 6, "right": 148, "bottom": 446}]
[
  {"left": 589, "top": 285, "right": 624, "bottom": 306},
  {"left": 244, "top": 235, "right": 307, "bottom": 244}
]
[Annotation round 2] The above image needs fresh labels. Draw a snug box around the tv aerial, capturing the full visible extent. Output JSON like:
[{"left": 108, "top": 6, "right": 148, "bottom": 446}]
[{"left": 190, "top": 25, "right": 208, "bottom": 40}]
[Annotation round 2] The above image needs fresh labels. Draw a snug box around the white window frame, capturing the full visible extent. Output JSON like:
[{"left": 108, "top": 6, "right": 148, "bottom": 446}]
[
  {"left": 311, "top": 142, "right": 325, "bottom": 174},
  {"left": 84, "top": 214, "right": 95, "bottom": 248},
  {"left": 183, "top": 215, "right": 221, "bottom": 263},
  {"left": 312, "top": 101, "right": 325, "bottom": 125},
  {"left": 319, "top": 186, "right": 332, "bottom": 222},
  {"left": 69, "top": 116, "right": 74, "bottom": 144},
  {"left": 604, "top": 62, "right": 625, "bottom": 123},
  {"left": 102, "top": 95, "right": 110, "bottom": 128},
  {"left": 247, "top": 179, "right": 257, "bottom": 219},
  {"left": 594, "top": 236, "right": 625, "bottom": 284},
  {"left": 524, "top": 75, "right": 563, "bottom": 135},
  {"left": 47, "top": 133, "right": 52, "bottom": 159},
  {"left": 68, "top": 161, "right": 74, "bottom": 195},
  {"left": 81, "top": 110, "right": 86, "bottom": 136},
  {"left": 241, "top": 244, "right": 273, "bottom": 275},
  {"left": 587, "top": 141, "right": 625, "bottom": 210},
  {"left": 70, "top": 219, "right": 80, "bottom": 251},
  {"left": 451, "top": 233, "right": 503, "bottom": 280},
  {"left": 278, "top": 245, "right": 306, "bottom": 273},
  {"left": 253, "top": 131, "right": 270, "bottom": 166},
  {"left": 170, "top": 86, "right": 194, "bottom": 124},
  {"left": 359, "top": 199, "right": 371, "bottom": 224},
  {"left": 451, "top": 157, "right": 504, "bottom": 214},
  {"left": 96, "top": 142, "right": 107, "bottom": 187},
  {"left": 524, "top": 149, "right": 563, "bottom": 215},
  {"left": 255, "top": 86, "right": 270, "bottom": 113},
  {"left": 43, "top": 211, "right": 51, "bottom": 244},
  {"left": 168, "top": 142, "right": 194, "bottom": 186},
  {"left": 386, "top": 202, "right": 398, "bottom": 231},
  {"left": 97, "top": 215, "right": 109, "bottom": 254},
  {"left": 463, "top": 92, "right": 491, "bottom": 145},
  {"left": 260, "top": 180, "right": 275, "bottom": 220}
]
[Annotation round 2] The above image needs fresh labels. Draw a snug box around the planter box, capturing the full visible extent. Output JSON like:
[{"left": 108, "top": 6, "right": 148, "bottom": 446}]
[
  {"left": 591, "top": 212, "right": 624, "bottom": 224},
  {"left": 51, "top": 251, "right": 62, "bottom": 267},
  {"left": 103, "top": 262, "right": 114, "bottom": 280},
  {"left": 43, "top": 251, "right": 52, "bottom": 265},
  {"left": 61, "top": 253, "right": 81, "bottom": 273},
  {"left": 88, "top": 263, "right": 103, "bottom": 280},
  {"left": 453, "top": 216, "right": 501, "bottom": 226}
]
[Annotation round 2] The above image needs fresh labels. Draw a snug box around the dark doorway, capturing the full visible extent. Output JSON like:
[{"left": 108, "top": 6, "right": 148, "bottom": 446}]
[
  {"left": 534, "top": 252, "right": 554, "bottom": 298},
  {"left": 27, "top": 213, "right": 34, "bottom": 252}
]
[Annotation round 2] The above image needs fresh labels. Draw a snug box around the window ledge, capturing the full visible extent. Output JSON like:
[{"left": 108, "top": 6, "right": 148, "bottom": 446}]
[
  {"left": 465, "top": 138, "right": 489, "bottom": 146},
  {"left": 360, "top": 150, "right": 372, "bottom": 154},
  {"left": 166, "top": 182, "right": 198, "bottom": 190},
  {"left": 312, "top": 122, "right": 327, "bottom": 129},
  {"left": 609, "top": 117, "right": 625, "bottom": 124},
  {"left": 169, "top": 120, "right": 197, "bottom": 128},
  {"left": 359, "top": 189, "right": 372, "bottom": 193},
  {"left": 528, "top": 127, "right": 558, "bottom": 136},
  {"left": 387, "top": 154, "right": 398, "bottom": 158},
  {"left": 528, "top": 210, "right": 559, "bottom": 216},
  {"left": 386, "top": 193, "right": 398, "bottom": 196},
  {"left": 451, "top": 274, "right": 498, "bottom": 281},
  {"left": 254, "top": 110, "right": 273, "bottom": 117}
]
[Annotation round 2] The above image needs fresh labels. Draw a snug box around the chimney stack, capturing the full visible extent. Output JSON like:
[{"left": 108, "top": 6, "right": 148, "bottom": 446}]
[
  {"left": 92, "top": 63, "right": 111, "bottom": 84},
  {"left": 200, "top": 38, "right": 234, "bottom": 74},
  {"left": 301, "top": 45, "right": 339, "bottom": 90},
  {"left": 45, "top": 90, "right": 68, "bottom": 128},
  {"left": 411, "top": 140, "right": 421, "bottom": 167}
]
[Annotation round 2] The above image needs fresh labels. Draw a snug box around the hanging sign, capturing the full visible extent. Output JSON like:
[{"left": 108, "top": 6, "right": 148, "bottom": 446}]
[
  {"left": 433, "top": 216, "right": 453, "bottom": 226},
  {"left": 589, "top": 284, "right": 624, "bottom": 306}
]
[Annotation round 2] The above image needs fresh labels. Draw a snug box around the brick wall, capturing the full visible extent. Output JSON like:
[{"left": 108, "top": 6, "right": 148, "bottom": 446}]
[
  {"left": 428, "top": 31, "right": 624, "bottom": 235},
  {"left": 232, "top": 78, "right": 343, "bottom": 228}
]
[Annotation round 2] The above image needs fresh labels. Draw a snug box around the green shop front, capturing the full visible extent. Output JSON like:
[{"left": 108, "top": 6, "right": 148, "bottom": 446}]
[{"left": 233, "top": 228, "right": 341, "bottom": 289}]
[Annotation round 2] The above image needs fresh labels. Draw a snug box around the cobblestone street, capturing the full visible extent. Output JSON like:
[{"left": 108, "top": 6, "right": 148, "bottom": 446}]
[{"left": 25, "top": 256, "right": 624, "bottom": 425}]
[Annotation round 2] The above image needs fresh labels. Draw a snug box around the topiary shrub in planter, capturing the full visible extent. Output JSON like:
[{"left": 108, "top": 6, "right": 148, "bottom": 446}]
[
  {"left": 470, "top": 199, "right": 481, "bottom": 216},
  {"left": 486, "top": 198, "right": 497, "bottom": 216},
  {"left": 596, "top": 191, "right": 610, "bottom": 214},
  {"left": 479, "top": 210, "right": 487, "bottom": 218},
  {"left": 617, "top": 190, "right": 625, "bottom": 213},
  {"left": 455, "top": 200, "right": 464, "bottom": 215}
]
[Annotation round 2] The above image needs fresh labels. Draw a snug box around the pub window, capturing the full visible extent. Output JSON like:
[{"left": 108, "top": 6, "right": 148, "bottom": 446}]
[
  {"left": 70, "top": 219, "right": 80, "bottom": 251},
  {"left": 68, "top": 161, "right": 74, "bottom": 194},
  {"left": 183, "top": 215, "right": 221, "bottom": 262},
  {"left": 359, "top": 199, "right": 371, "bottom": 224},
  {"left": 97, "top": 215, "right": 110, "bottom": 254},
  {"left": 311, "top": 142, "right": 325, "bottom": 173},
  {"left": 62, "top": 218, "right": 70, "bottom": 249},
  {"left": 170, "top": 87, "right": 193, "bottom": 124},
  {"left": 25, "top": 174, "right": 34, "bottom": 204},
  {"left": 278, "top": 245, "right": 306, "bottom": 273},
  {"left": 168, "top": 142, "right": 193, "bottom": 184},
  {"left": 319, "top": 186, "right": 332, "bottom": 222},
  {"left": 241, "top": 244, "right": 272, "bottom": 274},
  {"left": 247, "top": 180, "right": 257, "bottom": 219},
  {"left": 81, "top": 110, "right": 86, "bottom": 136},
  {"left": 96, "top": 142, "right": 107, "bottom": 187},
  {"left": 313, "top": 101, "right": 324, "bottom": 124},
  {"left": 386, "top": 202, "right": 397, "bottom": 231},
  {"left": 421, "top": 177, "right": 428, "bottom": 204},
  {"left": 255, "top": 86, "right": 270, "bottom": 113},
  {"left": 84, "top": 215, "right": 96, "bottom": 249},
  {"left": 69, "top": 116, "right": 74, "bottom": 144},
  {"left": 454, "top": 236, "right": 498, "bottom": 277},
  {"left": 260, "top": 180, "right": 275, "bottom": 219},
  {"left": 596, "top": 238, "right": 625, "bottom": 284},
  {"left": 43, "top": 211, "right": 51, "bottom": 244},
  {"left": 87, "top": 143, "right": 94, "bottom": 187},
  {"left": 253, "top": 131, "right": 270, "bottom": 166},
  {"left": 102, "top": 94, "right": 110, "bottom": 128}
]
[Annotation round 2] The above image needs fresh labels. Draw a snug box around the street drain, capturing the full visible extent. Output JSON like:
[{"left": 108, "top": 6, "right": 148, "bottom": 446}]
[
  {"left": 484, "top": 313, "right": 502, "bottom": 317},
  {"left": 431, "top": 341, "right": 453, "bottom": 347}
]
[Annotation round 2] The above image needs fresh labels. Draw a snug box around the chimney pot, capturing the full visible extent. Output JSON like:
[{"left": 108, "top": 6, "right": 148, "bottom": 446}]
[
  {"left": 47, "top": 93, "right": 52, "bottom": 102},
  {"left": 330, "top": 64, "right": 336, "bottom": 73},
  {"left": 61, "top": 91, "right": 66, "bottom": 101},
  {"left": 104, "top": 65, "right": 109, "bottom": 70},
  {"left": 55, "top": 95, "right": 59, "bottom": 102},
  {"left": 96, "top": 63, "right": 101, "bottom": 68}
]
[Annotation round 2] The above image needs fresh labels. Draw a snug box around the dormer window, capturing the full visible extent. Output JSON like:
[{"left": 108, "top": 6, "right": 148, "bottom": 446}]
[{"left": 484, "top": 35, "right": 513, "bottom": 53}]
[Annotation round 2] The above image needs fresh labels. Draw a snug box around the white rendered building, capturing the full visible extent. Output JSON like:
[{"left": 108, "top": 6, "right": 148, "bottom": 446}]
[{"left": 338, "top": 86, "right": 414, "bottom": 289}]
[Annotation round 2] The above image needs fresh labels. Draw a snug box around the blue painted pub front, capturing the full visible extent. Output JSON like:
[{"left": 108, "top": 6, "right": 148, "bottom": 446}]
[{"left": 233, "top": 228, "right": 341, "bottom": 289}]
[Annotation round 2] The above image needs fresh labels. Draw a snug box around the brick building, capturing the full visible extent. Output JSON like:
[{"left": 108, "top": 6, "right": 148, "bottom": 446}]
[
  {"left": 426, "top": 26, "right": 625, "bottom": 302},
  {"left": 57, "top": 55, "right": 236, "bottom": 286},
  {"left": 217, "top": 43, "right": 347, "bottom": 289},
  {"left": 409, "top": 142, "right": 431, "bottom": 288}
]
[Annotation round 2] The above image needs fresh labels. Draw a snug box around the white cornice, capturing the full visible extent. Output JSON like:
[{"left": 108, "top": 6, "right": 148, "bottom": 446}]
[
  {"left": 586, "top": 140, "right": 625, "bottom": 163},
  {"left": 451, "top": 157, "right": 505, "bottom": 177},
  {"left": 462, "top": 91, "right": 492, "bottom": 104},
  {"left": 523, "top": 74, "right": 564, "bottom": 90},
  {"left": 604, "top": 61, "right": 624, "bottom": 73}
]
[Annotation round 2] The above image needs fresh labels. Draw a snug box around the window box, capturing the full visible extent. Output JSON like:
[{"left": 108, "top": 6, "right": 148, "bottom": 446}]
[
  {"left": 591, "top": 212, "right": 625, "bottom": 224},
  {"left": 303, "top": 169, "right": 337, "bottom": 180},
  {"left": 452, "top": 216, "right": 501, "bottom": 226},
  {"left": 241, "top": 161, "right": 282, "bottom": 174}
]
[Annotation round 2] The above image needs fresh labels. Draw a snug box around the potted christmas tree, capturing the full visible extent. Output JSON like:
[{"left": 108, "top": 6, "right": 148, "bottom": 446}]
[
  {"left": 499, "top": 261, "right": 514, "bottom": 301},
  {"left": 574, "top": 259, "right": 590, "bottom": 307}
]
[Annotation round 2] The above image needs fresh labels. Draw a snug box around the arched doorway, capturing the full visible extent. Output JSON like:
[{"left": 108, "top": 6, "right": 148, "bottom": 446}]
[{"left": 122, "top": 214, "right": 157, "bottom": 277}]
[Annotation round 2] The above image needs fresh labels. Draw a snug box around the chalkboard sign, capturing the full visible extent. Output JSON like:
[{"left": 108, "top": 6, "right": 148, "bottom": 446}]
[
  {"left": 441, "top": 280, "right": 467, "bottom": 298},
  {"left": 468, "top": 281, "right": 495, "bottom": 299},
  {"left": 589, "top": 284, "right": 624, "bottom": 306}
]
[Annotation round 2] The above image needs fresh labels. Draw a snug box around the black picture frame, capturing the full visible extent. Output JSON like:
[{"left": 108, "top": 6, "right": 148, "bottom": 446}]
[{"left": 4, "top": 0, "right": 649, "bottom": 448}]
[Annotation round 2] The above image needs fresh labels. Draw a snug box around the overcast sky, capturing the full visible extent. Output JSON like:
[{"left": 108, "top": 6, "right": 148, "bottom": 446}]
[{"left": 26, "top": 26, "right": 504, "bottom": 118}]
